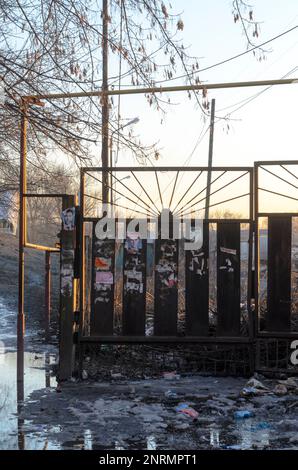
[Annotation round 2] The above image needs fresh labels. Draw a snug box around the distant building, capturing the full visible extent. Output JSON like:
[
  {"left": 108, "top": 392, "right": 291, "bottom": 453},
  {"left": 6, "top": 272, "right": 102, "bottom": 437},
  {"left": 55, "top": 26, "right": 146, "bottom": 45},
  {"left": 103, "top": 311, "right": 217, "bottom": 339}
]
[{"left": 0, "top": 191, "right": 18, "bottom": 235}]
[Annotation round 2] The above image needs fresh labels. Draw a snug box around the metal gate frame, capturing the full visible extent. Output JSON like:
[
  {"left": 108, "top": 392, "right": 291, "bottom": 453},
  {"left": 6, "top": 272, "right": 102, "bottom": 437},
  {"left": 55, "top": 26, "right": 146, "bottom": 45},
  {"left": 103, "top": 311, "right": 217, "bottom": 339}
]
[
  {"left": 77, "top": 166, "right": 254, "bottom": 356},
  {"left": 254, "top": 161, "right": 298, "bottom": 373}
]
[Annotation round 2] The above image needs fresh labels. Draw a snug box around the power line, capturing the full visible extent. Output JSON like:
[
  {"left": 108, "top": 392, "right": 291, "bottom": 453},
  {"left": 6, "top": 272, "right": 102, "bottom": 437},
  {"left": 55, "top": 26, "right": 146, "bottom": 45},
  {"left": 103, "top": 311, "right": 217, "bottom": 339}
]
[
  {"left": 219, "top": 66, "right": 298, "bottom": 117},
  {"left": 150, "top": 25, "right": 298, "bottom": 84},
  {"left": 116, "top": 25, "right": 298, "bottom": 88}
]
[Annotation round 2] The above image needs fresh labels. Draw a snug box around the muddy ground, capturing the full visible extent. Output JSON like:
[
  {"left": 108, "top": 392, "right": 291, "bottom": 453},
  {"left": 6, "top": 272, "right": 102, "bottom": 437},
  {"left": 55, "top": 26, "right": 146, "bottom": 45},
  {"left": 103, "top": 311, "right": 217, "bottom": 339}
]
[
  {"left": 18, "top": 374, "right": 298, "bottom": 450},
  {"left": 1, "top": 232, "right": 298, "bottom": 451}
]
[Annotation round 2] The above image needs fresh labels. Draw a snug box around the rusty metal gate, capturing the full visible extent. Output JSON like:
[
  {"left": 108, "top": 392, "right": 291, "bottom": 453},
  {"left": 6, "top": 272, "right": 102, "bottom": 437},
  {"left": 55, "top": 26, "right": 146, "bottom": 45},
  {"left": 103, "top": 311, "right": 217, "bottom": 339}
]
[{"left": 71, "top": 166, "right": 255, "bottom": 376}]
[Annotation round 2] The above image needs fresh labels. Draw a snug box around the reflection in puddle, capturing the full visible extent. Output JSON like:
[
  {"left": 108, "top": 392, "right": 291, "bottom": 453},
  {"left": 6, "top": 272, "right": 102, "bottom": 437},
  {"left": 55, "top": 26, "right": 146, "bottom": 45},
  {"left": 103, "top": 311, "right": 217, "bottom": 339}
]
[
  {"left": 209, "top": 419, "right": 271, "bottom": 450},
  {"left": 0, "top": 351, "right": 57, "bottom": 450},
  {"left": 210, "top": 429, "right": 220, "bottom": 448},
  {"left": 115, "top": 440, "right": 124, "bottom": 450},
  {"left": 147, "top": 435, "right": 157, "bottom": 450},
  {"left": 84, "top": 429, "right": 93, "bottom": 450},
  {"left": 0, "top": 299, "right": 16, "bottom": 343},
  {"left": 236, "top": 420, "right": 270, "bottom": 449}
]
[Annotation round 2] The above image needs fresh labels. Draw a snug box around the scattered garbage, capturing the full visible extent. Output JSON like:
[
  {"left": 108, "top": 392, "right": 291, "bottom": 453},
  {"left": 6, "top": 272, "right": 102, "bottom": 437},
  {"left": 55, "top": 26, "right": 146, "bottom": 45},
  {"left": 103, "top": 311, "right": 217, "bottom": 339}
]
[
  {"left": 145, "top": 326, "right": 154, "bottom": 336},
  {"left": 163, "top": 371, "right": 180, "bottom": 380},
  {"left": 241, "top": 377, "right": 269, "bottom": 397},
  {"left": 246, "top": 378, "right": 268, "bottom": 390},
  {"left": 240, "top": 377, "right": 297, "bottom": 398},
  {"left": 175, "top": 403, "right": 199, "bottom": 419},
  {"left": 234, "top": 410, "right": 254, "bottom": 420},
  {"left": 278, "top": 377, "right": 298, "bottom": 391},
  {"left": 111, "top": 372, "right": 122, "bottom": 380},
  {"left": 274, "top": 384, "right": 288, "bottom": 396},
  {"left": 241, "top": 387, "right": 264, "bottom": 397},
  {"left": 222, "top": 444, "right": 242, "bottom": 450},
  {"left": 165, "top": 390, "right": 178, "bottom": 399},
  {"left": 286, "top": 401, "right": 298, "bottom": 411},
  {"left": 81, "top": 370, "right": 88, "bottom": 380},
  {"left": 174, "top": 423, "right": 190, "bottom": 431},
  {"left": 250, "top": 421, "right": 271, "bottom": 432}
]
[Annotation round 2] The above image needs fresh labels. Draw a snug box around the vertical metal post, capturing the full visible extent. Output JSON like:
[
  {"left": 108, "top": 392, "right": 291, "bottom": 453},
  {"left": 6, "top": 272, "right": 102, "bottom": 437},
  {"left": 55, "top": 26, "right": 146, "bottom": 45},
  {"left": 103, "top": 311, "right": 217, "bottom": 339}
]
[
  {"left": 78, "top": 173, "right": 85, "bottom": 376},
  {"left": 17, "top": 99, "right": 27, "bottom": 402},
  {"left": 205, "top": 98, "right": 216, "bottom": 220},
  {"left": 59, "top": 194, "right": 77, "bottom": 381},
  {"left": 79, "top": 170, "right": 86, "bottom": 339},
  {"left": 109, "top": 136, "right": 113, "bottom": 205},
  {"left": 254, "top": 163, "right": 259, "bottom": 336},
  {"left": 102, "top": 0, "right": 109, "bottom": 203},
  {"left": 247, "top": 169, "right": 255, "bottom": 373},
  {"left": 45, "top": 251, "right": 51, "bottom": 342},
  {"left": 45, "top": 352, "right": 51, "bottom": 388},
  {"left": 247, "top": 170, "right": 254, "bottom": 335}
]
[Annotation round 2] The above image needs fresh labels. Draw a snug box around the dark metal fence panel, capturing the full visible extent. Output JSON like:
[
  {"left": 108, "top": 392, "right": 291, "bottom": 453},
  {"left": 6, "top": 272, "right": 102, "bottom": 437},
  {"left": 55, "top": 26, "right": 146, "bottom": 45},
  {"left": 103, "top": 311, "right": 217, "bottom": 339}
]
[
  {"left": 217, "top": 221, "right": 241, "bottom": 336},
  {"left": 90, "top": 224, "right": 115, "bottom": 335},
  {"left": 122, "top": 233, "right": 147, "bottom": 335},
  {"left": 267, "top": 216, "right": 292, "bottom": 332},
  {"left": 154, "top": 239, "right": 179, "bottom": 336},
  {"left": 185, "top": 221, "right": 209, "bottom": 336}
]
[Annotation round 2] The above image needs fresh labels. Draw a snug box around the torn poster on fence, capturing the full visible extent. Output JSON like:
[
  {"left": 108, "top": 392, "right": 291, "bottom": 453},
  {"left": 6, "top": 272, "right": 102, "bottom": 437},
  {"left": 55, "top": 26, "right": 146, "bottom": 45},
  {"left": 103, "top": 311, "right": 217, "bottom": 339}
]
[
  {"left": 219, "top": 258, "right": 234, "bottom": 272},
  {"left": 125, "top": 281, "right": 144, "bottom": 294},
  {"left": 125, "top": 235, "right": 142, "bottom": 254},
  {"left": 94, "top": 295, "right": 110, "bottom": 304},
  {"left": 124, "top": 270, "right": 143, "bottom": 282},
  {"left": 61, "top": 275, "right": 73, "bottom": 296},
  {"left": 220, "top": 247, "right": 237, "bottom": 256},
  {"left": 162, "top": 272, "right": 177, "bottom": 288},
  {"left": 95, "top": 257, "right": 111, "bottom": 271},
  {"left": 189, "top": 254, "right": 206, "bottom": 276},
  {"left": 93, "top": 283, "right": 112, "bottom": 292},
  {"left": 96, "top": 271, "right": 113, "bottom": 284},
  {"left": 156, "top": 261, "right": 177, "bottom": 273},
  {"left": 61, "top": 207, "right": 75, "bottom": 231}
]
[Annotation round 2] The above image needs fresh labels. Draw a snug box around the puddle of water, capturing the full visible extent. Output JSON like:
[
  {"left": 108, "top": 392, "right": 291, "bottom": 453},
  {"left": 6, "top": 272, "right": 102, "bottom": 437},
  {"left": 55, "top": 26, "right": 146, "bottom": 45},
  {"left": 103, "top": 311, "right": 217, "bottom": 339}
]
[
  {"left": 0, "top": 351, "right": 58, "bottom": 450},
  {"left": 147, "top": 435, "right": 157, "bottom": 450},
  {"left": 208, "top": 418, "right": 272, "bottom": 450},
  {"left": 0, "top": 298, "right": 17, "bottom": 344},
  {"left": 235, "top": 419, "right": 270, "bottom": 449},
  {"left": 210, "top": 429, "right": 220, "bottom": 448},
  {"left": 84, "top": 429, "right": 93, "bottom": 450}
]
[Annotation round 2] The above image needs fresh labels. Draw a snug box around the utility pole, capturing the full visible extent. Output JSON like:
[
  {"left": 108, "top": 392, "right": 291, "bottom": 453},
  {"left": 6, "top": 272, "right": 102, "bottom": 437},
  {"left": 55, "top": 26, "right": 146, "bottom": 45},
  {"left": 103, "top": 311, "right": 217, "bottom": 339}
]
[
  {"left": 45, "top": 251, "right": 51, "bottom": 342},
  {"left": 102, "top": 0, "right": 109, "bottom": 204},
  {"left": 205, "top": 98, "right": 216, "bottom": 220},
  {"left": 17, "top": 99, "right": 27, "bottom": 402}
]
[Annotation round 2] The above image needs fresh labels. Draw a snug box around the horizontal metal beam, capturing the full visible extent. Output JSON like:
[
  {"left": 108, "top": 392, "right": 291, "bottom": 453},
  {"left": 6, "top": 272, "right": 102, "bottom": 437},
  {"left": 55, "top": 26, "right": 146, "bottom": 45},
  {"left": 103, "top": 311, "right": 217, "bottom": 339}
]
[
  {"left": 257, "top": 332, "right": 298, "bottom": 338},
  {"left": 255, "top": 160, "right": 298, "bottom": 166},
  {"left": 83, "top": 216, "right": 251, "bottom": 223},
  {"left": 256, "top": 368, "right": 298, "bottom": 375},
  {"left": 79, "top": 335, "right": 252, "bottom": 344},
  {"left": 82, "top": 166, "right": 253, "bottom": 172},
  {"left": 25, "top": 242, "right": 60, "bottom": 253},
  {"left": 24, "top": 193, "right": 69, "bottom": 198},
  {"left": 258, "top": 212, "right": 298, "bottom": 218},
  {"left": 22, "top": 78, "right": 298, "bottom": 101}
]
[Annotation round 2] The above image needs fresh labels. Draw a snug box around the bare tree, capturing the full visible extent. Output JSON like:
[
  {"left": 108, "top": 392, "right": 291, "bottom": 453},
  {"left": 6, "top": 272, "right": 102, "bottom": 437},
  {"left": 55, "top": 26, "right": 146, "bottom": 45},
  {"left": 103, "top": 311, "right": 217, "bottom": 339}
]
[{"left": 0, "top": 1, "right": 263, "bottom": 196}]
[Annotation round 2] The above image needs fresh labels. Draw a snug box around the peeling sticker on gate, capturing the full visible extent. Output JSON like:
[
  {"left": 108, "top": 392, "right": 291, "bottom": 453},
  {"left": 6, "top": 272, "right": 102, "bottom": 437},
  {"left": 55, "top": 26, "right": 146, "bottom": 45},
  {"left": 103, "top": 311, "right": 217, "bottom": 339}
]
[
  {"left": 95, "top": 257, "right": 111, "bottom": 271},
  {"left": 96, "top": 271, "right": 113, "bottom": 285}
]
